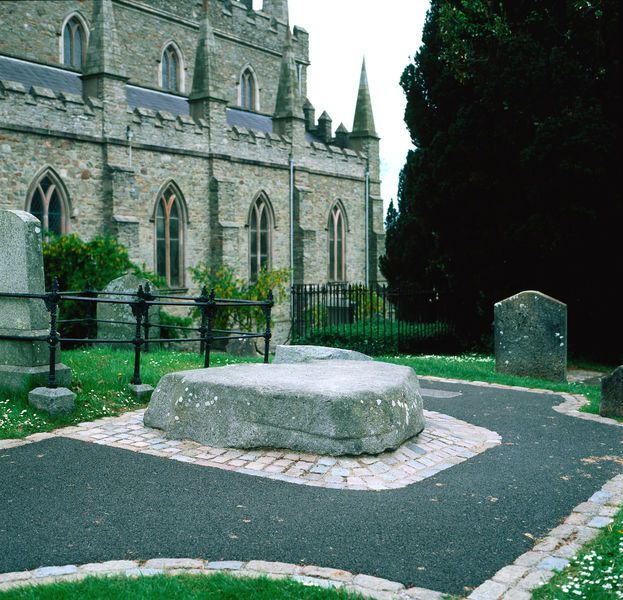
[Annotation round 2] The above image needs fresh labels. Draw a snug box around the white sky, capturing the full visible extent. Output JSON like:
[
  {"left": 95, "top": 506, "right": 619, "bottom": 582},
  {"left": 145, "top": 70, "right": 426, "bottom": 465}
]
[{"left": 257, "top": 1, "right": 430, "bottom": 215}]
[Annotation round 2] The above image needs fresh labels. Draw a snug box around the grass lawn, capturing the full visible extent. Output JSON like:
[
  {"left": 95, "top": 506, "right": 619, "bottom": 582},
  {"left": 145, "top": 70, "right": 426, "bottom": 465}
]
[
  {"left": 0, "top": 572, "right": 365, "bottom": 600},
  {"left": 532, "top": 505, "right": 623, "bottom": 599},
  {"left": 0, "top": 348, "right": 262, "bottom": 439},
  {"left": 381, "top": 353, "right": 606, "bottom": 416}
]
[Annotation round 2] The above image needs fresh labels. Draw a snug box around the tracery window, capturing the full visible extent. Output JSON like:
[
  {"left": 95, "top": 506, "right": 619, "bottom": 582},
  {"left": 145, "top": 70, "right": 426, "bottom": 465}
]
[
  {"left": 27, "top": 170, "right": 69, "bottom": 237},
  {"left": 63, "top": 16, "right": 87, "bottom": 69},
  {"left": 328, "top": 204, "right": 346, "bottom": 281},
  {"left": 155, "top": 185, "right": 184, "bottom": 287},
  {"left": 240, "top": 68, "right": 256, "bottom": 111},
  {"left": 161, "top": 45, "right": 181, "bottom": 92},
  {"left": 249, "top": 195, "right": 272, "bottom": 281}
]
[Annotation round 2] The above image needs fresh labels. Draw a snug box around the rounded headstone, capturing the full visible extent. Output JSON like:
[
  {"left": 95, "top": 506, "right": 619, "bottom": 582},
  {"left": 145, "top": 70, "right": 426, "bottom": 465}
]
[
  {"left": 144, "top": 360, "right": 425, "bottom": 455},
  {"left": 494, "top": 290, "right": 567, "bottom": 381}
]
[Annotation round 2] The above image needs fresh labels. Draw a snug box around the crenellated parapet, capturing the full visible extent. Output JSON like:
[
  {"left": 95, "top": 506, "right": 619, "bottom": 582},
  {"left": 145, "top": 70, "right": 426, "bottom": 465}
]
[{"left": 0, "top": 80, "right": 103, "bottom": 139}]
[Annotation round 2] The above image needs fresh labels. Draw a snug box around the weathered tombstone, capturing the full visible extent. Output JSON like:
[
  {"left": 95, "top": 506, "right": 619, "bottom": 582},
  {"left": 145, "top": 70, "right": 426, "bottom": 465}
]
[
  {"left": 0, "top": 210, "right": 72, "bottom": 393},
  {"left": 144, "top": 360, "right": 425, "bottom": 455},
  {"left": 226, "top": 336, "right": 259, "bottom": 357},
  {"left": 97, "top": 273, "right": 159, "bottom": 349},
  {"left": 600, "top": 366, "right": 623, "bottom": 418},
  {"left": 494, "top": 290, "right": 567, "bottom": 382}
]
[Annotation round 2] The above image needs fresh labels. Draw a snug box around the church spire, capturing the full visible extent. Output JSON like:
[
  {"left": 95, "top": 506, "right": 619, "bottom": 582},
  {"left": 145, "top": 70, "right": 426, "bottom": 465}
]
[
  {"left": 351, "top": 58, "right": 377, "bottom": 138},
  {"left": 274, "top": 27, "right": 304, "bottom": 121},
  {"left": 190, "top": 0, "right": 221, "bottom": 100},
  {"left": 83, "top": 0, "right": 125, "bottom": 78},
  {"left": 263, "top": 0, "right": 289, "bottom": 23}
]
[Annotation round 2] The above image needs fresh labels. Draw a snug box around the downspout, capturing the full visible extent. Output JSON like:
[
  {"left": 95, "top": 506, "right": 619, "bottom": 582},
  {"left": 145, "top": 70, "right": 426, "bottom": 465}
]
[
  {"left": 364, "top": 161, "right": 370, "bottom": 287},
  {"left": 289, "top": 153, "right": 295, "bottom": 287},
  {"left": 289, "top": 152, "right": 295, "bottom": 332}
]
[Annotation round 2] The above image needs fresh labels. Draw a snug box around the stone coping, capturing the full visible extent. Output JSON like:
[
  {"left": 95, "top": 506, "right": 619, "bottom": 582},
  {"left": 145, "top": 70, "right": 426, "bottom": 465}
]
[{"left": 0, "top": 558, "right": 443, "bottom": 599}]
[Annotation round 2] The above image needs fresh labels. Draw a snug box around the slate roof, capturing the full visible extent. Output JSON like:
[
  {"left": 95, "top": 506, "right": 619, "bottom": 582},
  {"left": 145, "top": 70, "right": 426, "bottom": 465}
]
[
  {"left": 0, "top": 55, "right": 81, "bottom": 94},
  {"left": 0, "top": 54, "right": 323, "bottom": 142}
]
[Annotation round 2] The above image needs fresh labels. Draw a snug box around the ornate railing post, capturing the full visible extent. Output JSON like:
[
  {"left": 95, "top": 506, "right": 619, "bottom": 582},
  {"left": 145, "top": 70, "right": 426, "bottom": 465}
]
[
  {"left": 262, "top": 290, "right": 274, "bottom": 364},
  {"left": 204, "top": 289, "right": 216, "bottom": 368},
  {"left": 83, "top": 281, "right": 98, "bottom": 343},
  {"left": 130, "top": 285, "right": 147, "bottom": 385},
  {"left": 43, "top": 278, "right": 61, "bottom": 389}
]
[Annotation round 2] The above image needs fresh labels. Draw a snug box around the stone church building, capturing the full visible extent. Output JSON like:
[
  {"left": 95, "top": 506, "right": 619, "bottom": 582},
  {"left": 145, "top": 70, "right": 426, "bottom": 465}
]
[{"left": 0, "top": 0, "right": 384, "bottom": 312}]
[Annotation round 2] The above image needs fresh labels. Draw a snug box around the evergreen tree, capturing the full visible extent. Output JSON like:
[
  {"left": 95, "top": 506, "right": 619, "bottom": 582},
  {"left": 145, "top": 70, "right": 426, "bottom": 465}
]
[{"left": 382, "top": 0, "right": 621, "bottom": 359}]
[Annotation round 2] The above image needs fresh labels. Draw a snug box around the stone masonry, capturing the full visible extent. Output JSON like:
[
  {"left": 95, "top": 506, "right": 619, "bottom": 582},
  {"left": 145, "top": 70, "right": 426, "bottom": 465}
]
[{"left": 0, "top": 1, "right": 386, "bottom": 343}]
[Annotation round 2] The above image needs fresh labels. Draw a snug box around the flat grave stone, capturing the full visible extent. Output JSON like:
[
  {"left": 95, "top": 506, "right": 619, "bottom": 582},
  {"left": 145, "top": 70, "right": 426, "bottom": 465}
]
[{"left": 144, "top": 360, "right": 425, "bottom": 456}]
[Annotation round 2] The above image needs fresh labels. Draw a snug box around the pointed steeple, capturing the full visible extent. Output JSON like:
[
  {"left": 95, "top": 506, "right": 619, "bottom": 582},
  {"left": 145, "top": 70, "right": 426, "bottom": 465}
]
[
  {"left": 351, "top": 58, "right": 377, "bottom": 138},
  {"left": 190, "top": 0, "right": 222, "bottom": 101},
  {"left": 274, "top": 27, "right": 304, "bottom": 121},
  {"left": 263, "top": 0, "right": 289, "bottom": 23},
  {"left": 83, "top": 0, "right": 125, "bottom": 78}
]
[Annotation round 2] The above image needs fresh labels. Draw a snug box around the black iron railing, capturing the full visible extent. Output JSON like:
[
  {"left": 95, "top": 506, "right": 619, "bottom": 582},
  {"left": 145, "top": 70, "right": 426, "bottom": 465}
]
[
  {"left": 0, "top": 280, "right": 273, "bottom": 389},
  {"left": 291, "top": 283, "right": 456, "bottom": 355}
]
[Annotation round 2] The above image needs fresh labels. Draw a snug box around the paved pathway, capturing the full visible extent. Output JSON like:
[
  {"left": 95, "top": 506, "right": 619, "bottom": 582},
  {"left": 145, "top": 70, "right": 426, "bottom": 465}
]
[{"left": 0, "top": 379, "right": 621, "bottom": 597}]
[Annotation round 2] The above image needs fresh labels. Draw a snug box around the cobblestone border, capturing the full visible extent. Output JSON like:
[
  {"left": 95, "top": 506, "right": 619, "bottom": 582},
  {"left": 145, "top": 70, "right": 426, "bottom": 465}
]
[
  {"left": 0, "top": 558, "right": 444, "bottom": 599},
  {"left": 468, "top": 473, "right": 623, "bottom": 600},
  {"left": 0, "top": 408, "right": 501, "bottom": 492}
]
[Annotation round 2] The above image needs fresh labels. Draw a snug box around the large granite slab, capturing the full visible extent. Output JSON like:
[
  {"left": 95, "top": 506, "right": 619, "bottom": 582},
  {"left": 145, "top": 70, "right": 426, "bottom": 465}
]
[
  {"left": 144, "top": 360, "right": 425, "bottom": 456},
  {"left": 494, "top": 290, "right": 567, "bottom": 382}
]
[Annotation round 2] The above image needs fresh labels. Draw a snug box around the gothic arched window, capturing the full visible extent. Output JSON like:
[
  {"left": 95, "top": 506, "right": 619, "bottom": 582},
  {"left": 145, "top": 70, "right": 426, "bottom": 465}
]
[
  {"left": 249, "top": 195, "right": 272, "bottom": 281},
  {"left": 62, "top": 16, "right": 87, "bottom": 70},
  {"left": 240, "top": 67, "right": 257, "bottom": 111},
  {"left": 328, "top": 203, "right": 346, "bottom": 281},
  {"left": 161, "top": 44, "right": 181, "bottom": 92},
  {"left": 155, "top": 185, "right": 185, "bottom": 287},
  {"left": 27, "top": 170, "right": 69, "bottom": 237}
]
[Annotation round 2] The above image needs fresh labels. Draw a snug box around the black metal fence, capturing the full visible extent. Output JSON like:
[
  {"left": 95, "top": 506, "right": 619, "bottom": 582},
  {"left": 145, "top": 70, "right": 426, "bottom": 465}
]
[
  {"left": 0, "top": 280, "right": 273, "bottom": 390},
  {"left": 291, "top": 283, "right": 457, "bottom": 355}
]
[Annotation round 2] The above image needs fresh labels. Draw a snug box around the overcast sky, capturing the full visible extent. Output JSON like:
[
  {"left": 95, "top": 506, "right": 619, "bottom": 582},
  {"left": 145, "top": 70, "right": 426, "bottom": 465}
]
[{"left": 285, "top": 1, "right": 430, "bottom": 216}]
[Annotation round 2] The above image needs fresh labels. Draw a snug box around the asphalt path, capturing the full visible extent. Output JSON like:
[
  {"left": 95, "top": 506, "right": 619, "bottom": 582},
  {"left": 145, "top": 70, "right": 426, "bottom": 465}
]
[{"left": 1, "top": 381, "right": 621, "bottom": 595}]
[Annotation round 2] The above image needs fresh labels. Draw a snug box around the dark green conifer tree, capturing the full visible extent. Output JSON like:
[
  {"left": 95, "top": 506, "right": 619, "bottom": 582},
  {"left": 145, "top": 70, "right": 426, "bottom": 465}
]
[{"left": 382, "top": 0, "right": 621, "bottom": 358}]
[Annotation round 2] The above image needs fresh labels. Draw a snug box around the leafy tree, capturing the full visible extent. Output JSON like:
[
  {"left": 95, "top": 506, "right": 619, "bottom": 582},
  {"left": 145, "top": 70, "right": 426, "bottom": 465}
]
[{"left": 382, "top": 0, "right": 621, "bottom": 359}]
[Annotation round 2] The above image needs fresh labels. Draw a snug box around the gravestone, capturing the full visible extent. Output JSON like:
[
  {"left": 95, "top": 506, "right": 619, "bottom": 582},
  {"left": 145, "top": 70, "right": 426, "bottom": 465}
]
[
  {"left": 0, "top": 209, "right": 71, "bottom": 392},
  {"left": 144, "top": 360, "right": 425, "bottom": 456},
  {"left": 97, "top": 273, "right": 159, "bottom": 349},
  {"left": 226, "top": 336, "right": 259, "bottom": 357},
  {"left": 600, "top": 366, "right": 623, "bottom": 418},
  {"left": 494, "top": 290, "right": 567, "bottom": 382}
]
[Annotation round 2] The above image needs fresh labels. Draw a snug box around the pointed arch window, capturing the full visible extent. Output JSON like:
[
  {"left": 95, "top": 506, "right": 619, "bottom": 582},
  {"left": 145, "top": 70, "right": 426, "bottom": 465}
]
[
  {"left": 249, "top": 195, "right": 272, "bottom": 281},
  {"left": 63, "top": 16, "right": 87, "bottom": 69},
  {"left": 155, "top": 185, "right": 184, "bottom": 287},
  {"left": 328, "top": 204, "right": 346, "bottom": 282},
  {"left": 240, "top": 68, "right": 257, "bottom": 111},
  {"left": 161, "top": 45, "right": 181, "bottom": 92},
  {"left": 27, "top": 171, "right": 69, "bottom": 237}
]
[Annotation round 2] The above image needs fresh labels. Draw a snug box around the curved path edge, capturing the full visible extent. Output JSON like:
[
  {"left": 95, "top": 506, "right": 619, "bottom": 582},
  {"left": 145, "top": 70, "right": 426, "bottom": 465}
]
[{"left": 1, "top": 378, "right": 621, "bottom": 600}]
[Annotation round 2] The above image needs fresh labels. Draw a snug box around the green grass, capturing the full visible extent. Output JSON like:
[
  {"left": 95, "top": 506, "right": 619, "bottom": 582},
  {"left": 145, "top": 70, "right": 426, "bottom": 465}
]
[
  {"left": 532, "top": 505, "right": 623, "bottom": 599},
  {"left": 1, "top": 349, "right": 613, "bottom": 440},
  {"left": 379, "top": 353, "right": 605, "bottom": 415},
  {"left": 0, "top": 572, "right": 365, "bottom": 600},
  {"left": 0, "top": 348, "right": 262, "bottom": 439}
]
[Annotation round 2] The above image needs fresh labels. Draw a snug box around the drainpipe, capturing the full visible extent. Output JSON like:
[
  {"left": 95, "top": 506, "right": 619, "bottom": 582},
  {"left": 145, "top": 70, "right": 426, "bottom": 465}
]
[
  {"left": 364, "top": 162, "right": 370, "bottom": 287},
  {"left": 289, "top": 153, "right": 295, "bottom": 287}
]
